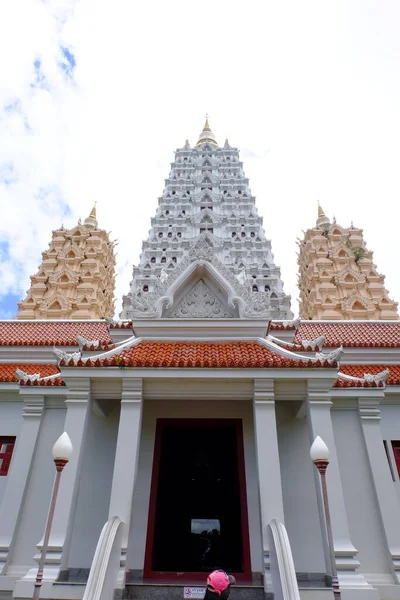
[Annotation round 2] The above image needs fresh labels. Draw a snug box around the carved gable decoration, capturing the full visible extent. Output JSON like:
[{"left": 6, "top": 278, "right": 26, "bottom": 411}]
[
  {"left": 169, "top": 279, "right": 231, "bottom": 318},
  {"left": 127, "top": 236, "right": 274, "bottom": 320}
]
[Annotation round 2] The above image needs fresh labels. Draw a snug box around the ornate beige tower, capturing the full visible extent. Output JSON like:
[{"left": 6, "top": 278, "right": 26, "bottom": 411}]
[
  {"left": 16, "top": 205, "right": 116, "bottom": 320},
  {"left": 297, "top": 204, "right": 398, "bottom": 320}
]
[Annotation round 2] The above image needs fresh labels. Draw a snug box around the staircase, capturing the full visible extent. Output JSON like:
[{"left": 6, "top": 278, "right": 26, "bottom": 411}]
[{"left": 122, "top": 582, "right": 268, "bottom": 599}]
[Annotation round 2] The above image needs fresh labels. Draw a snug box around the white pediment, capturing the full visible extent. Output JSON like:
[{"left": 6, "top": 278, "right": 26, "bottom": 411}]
[{"left": 168, "top": 279, "right": 232, "bottom": 318}]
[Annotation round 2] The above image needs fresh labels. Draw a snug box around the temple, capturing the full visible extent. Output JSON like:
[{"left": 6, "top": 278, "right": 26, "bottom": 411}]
[
  {"left": 297, "top": 204, "right": 398, "bottom": 320},
  {"left": 1, "top": 120, "right": 400, "bottom": 600},
  {"left": 16, "top": 205, "right": 116, "bottom": 320}
]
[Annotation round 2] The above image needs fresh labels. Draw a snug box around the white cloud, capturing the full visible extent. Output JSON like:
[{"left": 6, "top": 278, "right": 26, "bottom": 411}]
[{"left": 0, "top": 0, "right": 400, "bottom": 317}]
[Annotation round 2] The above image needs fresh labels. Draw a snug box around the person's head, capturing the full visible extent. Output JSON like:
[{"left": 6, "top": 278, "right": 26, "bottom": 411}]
[{"left": 204, "top": 570, "right": 236, "bottom": 600}]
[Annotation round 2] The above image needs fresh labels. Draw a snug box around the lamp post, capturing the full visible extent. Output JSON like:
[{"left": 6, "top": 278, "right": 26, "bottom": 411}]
[
  {"left": 310, "top": 436, "right": 341, "bottom": 600},
  {"left": 32, "top": 432, "right": 73, "bottom": 600}
]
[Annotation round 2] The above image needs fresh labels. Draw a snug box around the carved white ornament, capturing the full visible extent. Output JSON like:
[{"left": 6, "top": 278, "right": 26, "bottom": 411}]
[
  {"left": 363, "top": 369, "right": 390, "bottom": 384},
  {"left": 77, "top": 335, "right": 100, "bottom": 350},
  {"left": 53, "top": 347, "right": 81, "bottom": 365},
  {"left": 170, "top": 280, "right": 231, "bottom": 318},
  {"left": 315, "top": 345, "right": 344, "bottom": 364},
  {"left": 301, "top": 335, "right": 326, "bottom": 350}
]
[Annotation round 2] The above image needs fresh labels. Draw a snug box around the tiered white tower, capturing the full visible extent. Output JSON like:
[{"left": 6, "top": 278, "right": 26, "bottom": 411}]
[{"left": 121, "top": 118, "right": 292, "bottom": 319}]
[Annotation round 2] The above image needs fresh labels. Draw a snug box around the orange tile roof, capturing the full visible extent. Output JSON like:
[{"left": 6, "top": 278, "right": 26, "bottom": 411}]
[
  {"left": 62, "top": 341, "right": 337, "bottom": 369},
  {"left": 0, "top": 363, "right": 60, "bottom": 383},
  {"left": 0, "top": 321, "right": 111, "bottom": 347},
  {"left": 296, "top": 323, "right": 400, "bottom": 348},
  {"left": 336, "top": 364, "right": 400, "bottom": 387}
]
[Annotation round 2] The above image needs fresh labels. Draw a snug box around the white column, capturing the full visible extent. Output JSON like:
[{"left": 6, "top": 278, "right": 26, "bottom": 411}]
[
  {"left": 358, "top": 394, "right": 400, "bottom": 582},
  {"left": 108, "top": 378, "right": 143, "bottom": 567},
  {"left": 25, "top": 378, "right": 92, "bottom": 582},
  {"left": 307, "top": 380, "right": 375, "bottom": 595},
  {"left": 253, "top": 379, "right": 284, "bottom": 590},
  {"left": 0, "top": 391, "right": 44, "bottom": 574}
]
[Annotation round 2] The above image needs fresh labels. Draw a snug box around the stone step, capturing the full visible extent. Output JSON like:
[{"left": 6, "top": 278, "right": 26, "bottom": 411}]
[{"left": 122, "top": 583, "right": 270, "bottom": 600}]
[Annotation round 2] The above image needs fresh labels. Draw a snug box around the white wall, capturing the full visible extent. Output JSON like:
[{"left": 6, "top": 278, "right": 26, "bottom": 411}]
[
  {"left": 332, "top": 409, "right": 391, "bottom": 576},
  {"left": 126, "top": 399, "right": 263, "bottom": 574},
  {"left": 10, "top": 406, "right": 65, "bottom": 570},
  {"left": 0, "top": 397, "right": 23, "bottom": 506},
  {"left": 277, "top": 404, "right": 326, "bottom": 574},
  {"left": 67, "top": 407, "right": 119, "bottom": 568}
]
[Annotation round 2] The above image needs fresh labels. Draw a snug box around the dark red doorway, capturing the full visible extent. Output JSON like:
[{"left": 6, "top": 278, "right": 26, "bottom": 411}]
[{"left": 144, "top": 419, "right": 252, "bottom": 582}]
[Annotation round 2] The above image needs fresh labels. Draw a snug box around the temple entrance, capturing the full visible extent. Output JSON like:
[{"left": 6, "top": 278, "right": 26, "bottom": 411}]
[{"left": 144, "top": 419, "right": 251, "bottom": 582}]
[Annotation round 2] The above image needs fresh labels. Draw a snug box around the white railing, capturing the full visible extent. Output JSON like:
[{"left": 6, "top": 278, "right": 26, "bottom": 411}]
[
  {"left": 268, "top": 518, "right": 301, "bottom": 600},
  {"left": 82, "top": 516, "right": 123, "bottom": 600}
]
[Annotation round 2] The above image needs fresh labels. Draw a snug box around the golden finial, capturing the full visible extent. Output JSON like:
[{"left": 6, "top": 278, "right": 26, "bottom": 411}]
[
  {"left": 89, "top": 201, "right": 97, "bottom": 220},
  {"left": 317, "top": 201, "right": 326, "bottom": 218},
  {"left": 203, "top": 114, "right": 211, "bottom": 131}
]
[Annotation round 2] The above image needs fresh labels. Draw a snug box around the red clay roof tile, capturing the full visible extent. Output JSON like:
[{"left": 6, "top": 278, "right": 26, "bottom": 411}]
[
  {"left": 0, "top": 363, "right": 59, "bottom": 383},
  {"left": 66, "top": 341, "right": 337, "bottom": 369},
  {"left": 296, "top": 323, "right": 400, "bottom": 348},
  {"left": 0, "top": 321, "right": 111, "bottom": 347}
]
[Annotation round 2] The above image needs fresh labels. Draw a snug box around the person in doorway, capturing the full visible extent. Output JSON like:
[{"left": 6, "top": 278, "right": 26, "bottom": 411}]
[{"left": 204, "top": 570, "right": 236, "bottom": 599}]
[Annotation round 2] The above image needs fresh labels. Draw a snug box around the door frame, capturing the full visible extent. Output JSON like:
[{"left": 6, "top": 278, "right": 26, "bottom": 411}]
[{"left": 143, "top": 418, "right": 252, "bottom": 582}]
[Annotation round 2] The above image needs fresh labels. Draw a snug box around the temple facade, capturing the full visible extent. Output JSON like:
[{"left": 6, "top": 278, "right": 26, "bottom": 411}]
[
  {"left": 1, "top": 121, "right": 400, "bottom": 600},
  {"left": 16, "top": 205, "right": 116, "bottom": 320},
  {"left": 297, "top": 204, "right": 398, "bottom": 320}
]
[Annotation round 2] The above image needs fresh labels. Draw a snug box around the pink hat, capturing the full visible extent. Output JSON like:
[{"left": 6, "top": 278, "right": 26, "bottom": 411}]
[{"left": 206, "top": 571, "right": 230, "bottom": 595}]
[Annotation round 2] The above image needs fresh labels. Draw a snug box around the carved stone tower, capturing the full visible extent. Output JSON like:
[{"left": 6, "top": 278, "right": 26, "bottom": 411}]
[
  {"left": 297, "top": 204, "right": 398, "bottom": 320},
  {"left": 121, "top": 118, "right": 292, "bottom": 320},
  {"left": 16, "top": 205, "right": 116, "bottom": 320}
]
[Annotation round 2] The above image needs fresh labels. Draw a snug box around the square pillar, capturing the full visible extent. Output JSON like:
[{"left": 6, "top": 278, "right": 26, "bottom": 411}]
[
  {"left": 358, "top": 394, "right": 400, "bottom": 583},
  {"left": 18, "top": 377, "right": 92, "bottom": 589},
  {"left": 0, "top": 391, "right": 44, "bottom": 574},
  {"left": 307, "top": 380, "right": 376, "bottom": 596},
  {"left": 253, "top": 379, "right": 284, "bottom": 591},
  {"left": 108, "top": 378, "right": 143, "bottom": 570}
]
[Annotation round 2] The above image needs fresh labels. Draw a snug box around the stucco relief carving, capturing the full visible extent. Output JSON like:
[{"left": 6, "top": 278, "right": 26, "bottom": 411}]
[
  {"left": 128, "top": 237, "right": 276, "bottom": 319},
  {"left": 169, "top": 280, "right": 231, "bottom": 318}
]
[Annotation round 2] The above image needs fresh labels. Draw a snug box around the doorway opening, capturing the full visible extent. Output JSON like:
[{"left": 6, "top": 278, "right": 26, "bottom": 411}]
[{"left": 144, "top": 419, "right": 251, "bottom": 582}]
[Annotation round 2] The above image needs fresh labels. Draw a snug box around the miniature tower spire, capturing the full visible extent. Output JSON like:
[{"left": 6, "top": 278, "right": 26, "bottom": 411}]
[
  {"left": 84, "top": 202, "right": 98, "bottom": 228},
  {"left": 16, "top": 206, "right": 116, "bottom": 320},
  {"left": 298, "top": 208, "right": 398, "bottom": 320},
  {"left": 316, "top": 201, "right": 330, "bottom": 228},
  {"left": 196, "top": 115, "right": 219, "bottom": 147}
]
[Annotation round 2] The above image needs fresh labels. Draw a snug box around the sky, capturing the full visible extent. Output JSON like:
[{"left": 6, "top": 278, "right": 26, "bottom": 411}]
[{"left": 1, "top": 0, "right": 400, "bottom": 319}]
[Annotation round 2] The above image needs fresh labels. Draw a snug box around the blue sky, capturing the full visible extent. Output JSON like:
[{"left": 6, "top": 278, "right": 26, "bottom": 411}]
[{"left": 1, "top": 1, "right": 400, "bottom": 319}]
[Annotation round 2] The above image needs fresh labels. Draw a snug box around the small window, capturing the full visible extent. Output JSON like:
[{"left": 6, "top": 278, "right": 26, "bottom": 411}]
[
  {"left": 241, "top": 232, "right": 246, "bottom": 237},
  {"left": 182, "top": 210, "right": 186, "bottom": 215},
  {"left": 264, "top": 285, "right": 270, "bottom": 292},
  {"left": 168, "top": 232, "right": 172, "bottom": 238},
  {"left": 158, "top": 232, "right": 163, "bottom": 237},
  {"left": 177, "top": 232, "right": 182, "bottom": 238},
  {"left": 161, "top": 257, "right": 166, "bottom": 263},
  {"left": 143, "top": 285, "right": 149, "bottom": 292},
  {"left": 150, "top": 257, "right": 156, "bottom": 263},
  {"left": 0, "top": 437, "right": 16, "bottom": 476},
  {"left": 250, "top": 232, "right": 255, "bottom": 237},
  {"left": 232, "top": 232, "right": 236, "bottom": 237},
  {"left": 172, "top": 257, "right": 177, "bottom": 263},
  {"left": 252, "top": 285, "right": 258, "bottom": 292},
  {"left": 165, "top": 210, "right": 169, "bottom": 215}
]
